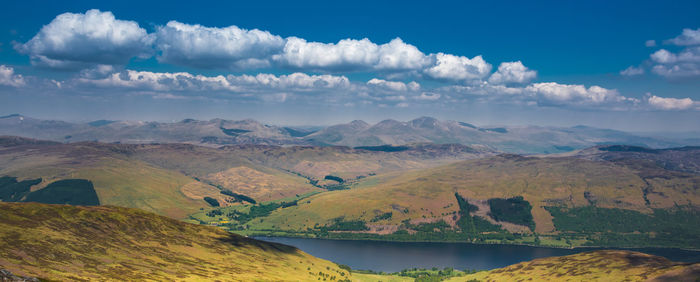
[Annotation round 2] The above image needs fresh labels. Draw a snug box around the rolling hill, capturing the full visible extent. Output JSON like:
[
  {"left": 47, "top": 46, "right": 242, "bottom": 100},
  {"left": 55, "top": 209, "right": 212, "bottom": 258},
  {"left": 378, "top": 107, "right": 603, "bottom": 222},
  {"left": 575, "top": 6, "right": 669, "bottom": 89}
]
[
  {"left": 200, "top": 145, "right": 700, "bottom": 249},
  {"left": 2, "top": 135, "right": 699, "bottom": 248},
  {"left": 0, "top": 202, "right": 351, "bottom": 281},
  {"left": 0, "top": 136, "right": 491, "bottom": 218}
]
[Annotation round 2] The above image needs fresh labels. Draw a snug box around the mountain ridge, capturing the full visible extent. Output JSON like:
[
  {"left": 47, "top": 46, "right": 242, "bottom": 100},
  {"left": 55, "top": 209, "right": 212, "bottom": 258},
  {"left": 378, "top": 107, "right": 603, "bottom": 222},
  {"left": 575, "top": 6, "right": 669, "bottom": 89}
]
[{"left": 1, "top": 114, "right": 696, "bottom": 153}]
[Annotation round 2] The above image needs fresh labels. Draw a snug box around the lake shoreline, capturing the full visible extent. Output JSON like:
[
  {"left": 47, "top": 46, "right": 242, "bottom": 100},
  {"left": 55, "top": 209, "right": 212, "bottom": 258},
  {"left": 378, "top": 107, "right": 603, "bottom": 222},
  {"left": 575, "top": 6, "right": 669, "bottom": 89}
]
[
  {"left": 244, "top": 231, "right": 700, "bottom": 252},
  {"left": 252, "top": 235, "right": 700, "bottom": 272}
]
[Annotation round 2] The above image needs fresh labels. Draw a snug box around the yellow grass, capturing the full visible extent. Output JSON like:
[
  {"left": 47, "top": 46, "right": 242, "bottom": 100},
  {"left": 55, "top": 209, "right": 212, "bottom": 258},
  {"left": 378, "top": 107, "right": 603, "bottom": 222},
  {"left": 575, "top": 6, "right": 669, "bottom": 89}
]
[
  {"left": 0, "top": 202, "right": 352, "bottom": 281},
  {"left": 450, "top": 250, "right": 697, "bottom": 281}
]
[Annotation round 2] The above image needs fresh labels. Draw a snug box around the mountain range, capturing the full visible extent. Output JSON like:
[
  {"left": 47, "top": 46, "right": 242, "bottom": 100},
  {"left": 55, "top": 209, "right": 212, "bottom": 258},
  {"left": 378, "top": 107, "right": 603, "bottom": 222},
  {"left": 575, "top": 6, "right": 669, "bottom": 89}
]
[{"left": 1, "top": 114, "right": 697, "bottom": 154}]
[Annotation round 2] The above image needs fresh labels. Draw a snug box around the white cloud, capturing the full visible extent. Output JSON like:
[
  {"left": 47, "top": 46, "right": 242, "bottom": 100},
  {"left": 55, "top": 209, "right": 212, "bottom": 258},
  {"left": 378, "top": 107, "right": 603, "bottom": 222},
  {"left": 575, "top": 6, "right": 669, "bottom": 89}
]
[
  {"left": 423, "top": 53, "right": 492, "bottom": 82},
  {"left": 639, "top": 28, "right": 700, "bottom": 78},
  {"left": 648, "top": 95, "right": 698, "bottom": 110},
  {"left": 650, "top": 48, "right": 700, "bottom": 64},
  {"left": 366, "top": 78, "right": 420, "bottom": 92},
  {"left": 488, "top": 61, "right": 536, "bottom": 84},
  {"left": 155, "top": 21, "right": 285, "bottom": 69},
  {"left": 0, "top": 65, "right": 25, "bottom": 87},
  {"left": 15, "top": 9, "right": 153, "bottom": 69},
  {"left": 666, "top": 28, "right": 700, "bottom": 46},
  {"left": 76, "top": 70, "right": 351, "bottom": 94},
  {"left": 80, "top": 70, "right": 237, "bottom": 91},
  {"left": 645, "top": 40, "right": 657, "bottom": 47},
  {"left": 17, "top": 9, "right": 512, "bottom": 85},
  {"left": 415, "top": 92, "right": 441, "bottom": 101},
  {"left": 651, "top": 63, "right": 700, "bottom": 78},
  {"left": 525, "top": 82, "right": 629, "bottom": 105},
  {"left": 226, "top": 72, "right": 351, "bottom": 91},
  {"left": 650, "top": 47, "right": 700, "bottom": 78},
  {"left": 620, "top": 65, "right": 644, "bottom": 76},
  {"left": 272, "top": 37, "right": 430, "bottom": 71},
  {"left": 436, "top": 82, "right": 636, "bottom": 109}
]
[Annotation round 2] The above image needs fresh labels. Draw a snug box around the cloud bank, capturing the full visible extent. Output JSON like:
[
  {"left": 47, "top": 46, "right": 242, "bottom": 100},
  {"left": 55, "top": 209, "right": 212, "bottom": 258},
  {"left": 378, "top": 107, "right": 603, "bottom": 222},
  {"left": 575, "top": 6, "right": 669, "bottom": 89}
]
[
  {"left": 15, "top": 9, "right": 529, "bottom": 86},
  {"left": 6, "top": 10, "right": 696, "bottom": 112}
]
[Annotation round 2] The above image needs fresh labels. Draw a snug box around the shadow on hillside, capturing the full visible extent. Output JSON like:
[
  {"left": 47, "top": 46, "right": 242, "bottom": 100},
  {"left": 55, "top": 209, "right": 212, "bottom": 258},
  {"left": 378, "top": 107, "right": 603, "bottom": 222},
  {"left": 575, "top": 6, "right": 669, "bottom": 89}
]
[{"left": 215, "top": 234, "right": 298, "bottom": 254}]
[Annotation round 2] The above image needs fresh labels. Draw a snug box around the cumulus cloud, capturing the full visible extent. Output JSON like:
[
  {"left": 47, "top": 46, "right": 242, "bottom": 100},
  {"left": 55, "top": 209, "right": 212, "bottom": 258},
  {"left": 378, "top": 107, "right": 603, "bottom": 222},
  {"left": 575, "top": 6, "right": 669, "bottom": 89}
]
[
  {"left": 647, "top": 95, "right": 698, "bottom": 110},
  {"left": 488, "top": 61, "right": 537, "bottom": 84},
  {"left": 649, "top": 47, "right": 700, "bottom": 78},
  {"left": 666, "top": 28, "right": 700, "bottom": 46},
  {"left": 226, "top": 72, "right": 351, "bottom": 91},
  {"left": 18, "top": 9, "right": 514, "bottom": 85},
  {"left": 15, "top": 9, "right": 153, "bottom": 69},
  {"left": 437, "top": 82, "right": 636, "bottom": 109},
  {"left": 76, "top": 69, "right": 351, "bottom": 94},
  {"left": 645, "top": 40, "right": 657, "bottom": 47},
  {"left": 415, "top": 92, "right": 441, "bottom": 101},
  {"left": 366, "top": 78, "right": 420, "bottom": 92},
  {"left": 635, "top": 28, "right": 700, "bottom": 78},
  {"left": 155, "top": 21, "right": 285, "bottom": 69},
  {"left": 525, "top": 82, "right": 631, "bottom": 105},
  {"left": 620, "top": 65, "right": 644, "bottom": 76},
  {"left": 423, "top": 53, "right": 492, "bottom": 82},
  {"left": 272, "top": 37, "right": 430, "bottom": 71},
  {"left": 0, "top": 65, "right": 26, "bottom": 87}
]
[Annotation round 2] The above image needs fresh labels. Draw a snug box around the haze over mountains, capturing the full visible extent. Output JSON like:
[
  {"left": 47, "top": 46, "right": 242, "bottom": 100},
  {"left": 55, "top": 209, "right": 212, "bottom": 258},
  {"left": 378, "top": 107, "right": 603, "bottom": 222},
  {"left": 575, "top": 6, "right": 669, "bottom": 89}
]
[{"left": 1, "top": 114, "right": 696, "bottom": 154}]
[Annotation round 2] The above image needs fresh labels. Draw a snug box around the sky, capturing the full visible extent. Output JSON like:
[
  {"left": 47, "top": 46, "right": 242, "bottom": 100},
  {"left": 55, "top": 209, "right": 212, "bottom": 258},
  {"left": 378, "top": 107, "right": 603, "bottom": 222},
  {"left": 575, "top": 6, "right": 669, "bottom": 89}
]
[{"left": 0, "top": 0, "right": 699, "bottom": 131}]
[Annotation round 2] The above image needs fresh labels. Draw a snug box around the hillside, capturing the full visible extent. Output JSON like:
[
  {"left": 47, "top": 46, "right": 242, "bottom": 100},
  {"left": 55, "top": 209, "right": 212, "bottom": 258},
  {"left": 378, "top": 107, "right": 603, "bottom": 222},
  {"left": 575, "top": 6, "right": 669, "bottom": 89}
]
[
  {"left": 453, "top": 250, "right": 699, "bottom": 281},
  {"left": 0, "top": 138, "right": 213, "bottom": 218},
  {"left": 0, "top": 136, "right": 490, "bottom": 218},
  {"left": 3, "top": 136, "right": 699, "bottom": 248},
  {"left": 0, "top": 202, "right": 351, "bottom": 281},
  {"left": 199, "top": 146, "right": 700, "bottom": 249}
]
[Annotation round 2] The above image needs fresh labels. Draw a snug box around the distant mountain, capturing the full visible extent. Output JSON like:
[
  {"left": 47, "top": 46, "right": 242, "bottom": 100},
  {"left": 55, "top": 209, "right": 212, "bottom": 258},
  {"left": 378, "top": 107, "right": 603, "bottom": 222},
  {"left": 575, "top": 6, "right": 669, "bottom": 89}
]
[
  {"left": 0, "top": 114, "right": 308, "bottom": 146},
  {"left": 306, "top": 117, "right": 696, "bottom": 153},
  {"left": 0, "top": 114, "right": 696, "bottom": 153}
]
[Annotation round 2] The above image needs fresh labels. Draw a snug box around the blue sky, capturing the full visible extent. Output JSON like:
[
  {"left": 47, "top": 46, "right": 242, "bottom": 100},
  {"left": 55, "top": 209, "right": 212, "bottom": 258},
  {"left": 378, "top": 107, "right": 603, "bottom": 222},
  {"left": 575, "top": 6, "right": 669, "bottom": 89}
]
[{"left": 0, "top": 0, "right": 699, "bottom": 131}]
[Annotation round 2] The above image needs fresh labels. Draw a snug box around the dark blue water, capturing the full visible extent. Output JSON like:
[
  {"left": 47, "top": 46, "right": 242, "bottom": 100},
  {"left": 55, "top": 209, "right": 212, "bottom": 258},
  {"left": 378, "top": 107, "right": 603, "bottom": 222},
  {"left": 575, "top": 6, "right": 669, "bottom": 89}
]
[{"left": 254, "top": 236, "right": 700, "bottom": 272}]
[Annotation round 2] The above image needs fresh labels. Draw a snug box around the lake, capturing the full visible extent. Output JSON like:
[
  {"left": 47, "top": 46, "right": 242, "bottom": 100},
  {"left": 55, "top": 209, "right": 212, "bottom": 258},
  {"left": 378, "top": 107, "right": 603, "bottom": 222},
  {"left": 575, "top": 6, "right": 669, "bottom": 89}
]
[{"left": 254, "top": 236, "right": 700, "bottom": 272}]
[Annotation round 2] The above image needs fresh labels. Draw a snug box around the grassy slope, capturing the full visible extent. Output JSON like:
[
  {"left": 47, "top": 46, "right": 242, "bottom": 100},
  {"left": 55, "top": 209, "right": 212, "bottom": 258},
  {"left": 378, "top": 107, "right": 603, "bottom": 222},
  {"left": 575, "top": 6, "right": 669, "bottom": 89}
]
[
  {"left": 1, "top": 138, "right": 492, "bottom": 219},
  {"left": 0, "top": 202, "right": 350, "bottom": 281},
  {"left": 452, "top": 250, "right": 699, "bottom": 281},
  {"left": 0, "top": 142, "right": 209, "bottom": 218},
  {"left": 242, "top": 154, "right": 699, "bottom": 241}
]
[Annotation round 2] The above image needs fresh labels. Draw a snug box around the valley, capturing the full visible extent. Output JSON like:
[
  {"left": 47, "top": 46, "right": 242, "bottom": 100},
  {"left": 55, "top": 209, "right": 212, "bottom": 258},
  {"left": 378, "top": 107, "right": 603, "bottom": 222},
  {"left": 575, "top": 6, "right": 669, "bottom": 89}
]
[
  {"left": 1, "top": 123, "right": 699, "bottom": 280},
  {"left": 2, "top": 135, "right": 698, "bottom": 250}
]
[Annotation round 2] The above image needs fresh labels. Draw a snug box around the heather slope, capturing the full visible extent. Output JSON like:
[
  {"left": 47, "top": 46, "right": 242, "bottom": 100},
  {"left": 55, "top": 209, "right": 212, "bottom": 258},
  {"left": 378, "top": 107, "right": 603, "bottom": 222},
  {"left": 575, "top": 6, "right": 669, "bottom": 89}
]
[
  {"left": 452, "top": 250, "right": 699, "bottom": 281},
  {"left": 0, "top": 202, "right": 350, "bottom": 281}
]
